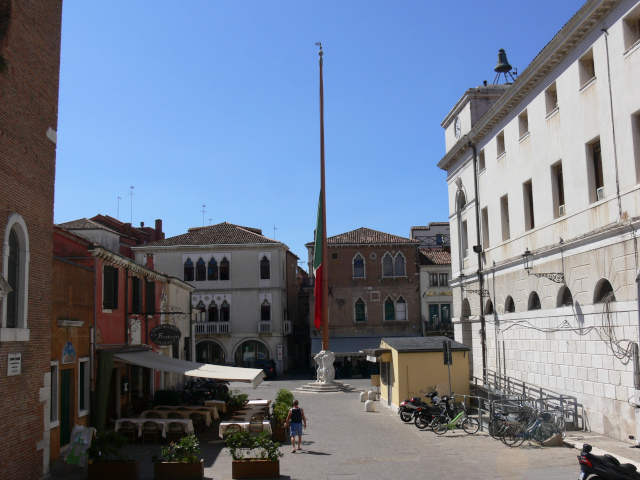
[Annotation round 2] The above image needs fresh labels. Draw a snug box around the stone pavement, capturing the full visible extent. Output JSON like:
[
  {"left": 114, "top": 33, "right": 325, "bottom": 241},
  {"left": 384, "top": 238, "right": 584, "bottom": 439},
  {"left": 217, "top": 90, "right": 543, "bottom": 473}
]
[{"left": 50, "top": 376, "right": 640, "bottom": 479}]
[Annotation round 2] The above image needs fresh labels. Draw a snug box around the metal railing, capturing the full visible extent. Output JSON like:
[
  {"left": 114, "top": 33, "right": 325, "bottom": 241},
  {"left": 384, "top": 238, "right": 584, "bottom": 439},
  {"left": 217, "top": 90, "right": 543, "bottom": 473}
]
[{"left": 258, "top": 321, "right": 271, "bottom": 333}]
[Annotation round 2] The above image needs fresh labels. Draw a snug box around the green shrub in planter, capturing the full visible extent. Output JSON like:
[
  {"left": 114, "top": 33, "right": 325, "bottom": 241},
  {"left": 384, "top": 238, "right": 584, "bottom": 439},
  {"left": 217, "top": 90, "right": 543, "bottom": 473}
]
[
  {"left": 226, "top": 431, "right": 283, "bottom": 462},
  {"left": 274, "top": 389, "right": 294, "bottom": 407},
  {"left": 226, "top": 389, "right": 249, "bottom": 407},
  {"left": 153, "top": 435, "right": 202, "bottom": 463},
  {"left": 87, "top": 431, "right": 131, "bottom": 463}
]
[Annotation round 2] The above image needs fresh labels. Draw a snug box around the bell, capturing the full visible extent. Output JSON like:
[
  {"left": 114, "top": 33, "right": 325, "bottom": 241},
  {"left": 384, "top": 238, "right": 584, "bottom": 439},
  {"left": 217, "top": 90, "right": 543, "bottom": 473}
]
[{"left": 494, "top": 49, "right": 512, "bottom": 73}]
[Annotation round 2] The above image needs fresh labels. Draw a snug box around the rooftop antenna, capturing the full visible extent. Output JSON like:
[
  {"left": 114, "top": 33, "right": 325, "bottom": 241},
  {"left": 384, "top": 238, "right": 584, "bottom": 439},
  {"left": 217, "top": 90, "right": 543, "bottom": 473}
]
[
  {"left": 209, "top": 218, "right": 213, "bottom": 226},
  {"left": 273, "top": 224, "right": 278, "bottom": 239},
  {"left": 129, "top": 186, "right": 134, "bottom": 224},
  {"left": 202, "top": 204, "right": 206, "bottom": 227},
  {"left": 117, "top": 196, "right": 121, "bottom": 220},
  {"left": 493, "top": 49, "right": 517, "bottom": 84}
]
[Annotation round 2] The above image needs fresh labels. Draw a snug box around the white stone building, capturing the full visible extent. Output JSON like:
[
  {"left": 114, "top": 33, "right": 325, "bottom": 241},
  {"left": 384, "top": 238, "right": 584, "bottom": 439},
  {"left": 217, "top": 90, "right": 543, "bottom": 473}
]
[
  {"left": 133, "top": 222, "right": 299, "bottom": 374},
  {"left": 437, "top": 0, "right": 640, "bottom": 441}
]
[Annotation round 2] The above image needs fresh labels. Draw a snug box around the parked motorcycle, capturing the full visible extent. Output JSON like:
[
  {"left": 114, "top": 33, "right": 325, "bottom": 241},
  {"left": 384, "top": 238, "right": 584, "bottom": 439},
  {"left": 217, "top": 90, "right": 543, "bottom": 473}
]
[
  {"left": 398, "top": 390, "right": 439, "bottom": 423},
  {"left": 577, "top": 444, "right": 640, "bottom": 480}
]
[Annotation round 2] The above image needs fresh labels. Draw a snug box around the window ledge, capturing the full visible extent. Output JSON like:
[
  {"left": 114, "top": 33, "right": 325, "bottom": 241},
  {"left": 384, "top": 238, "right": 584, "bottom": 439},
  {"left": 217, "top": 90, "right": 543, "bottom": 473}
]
[
  {"left": 352, "top": 276, "right": 365, "bottom": 280},
  {"left": 78, "top": 409, "right": 89, "bottom": 418},
  {"left": 50, "top": 420, "right": 60, "bottom": 429},
  {"left": 496, "top": 151, "right": 506, "bottom": 161},
  {"left": 545, "top": 106, "right": 559, "bottom": 120},
  {"left": 624, "top": 39, "right": 640, "bottom": 58},
  {"left": 518, "top": 131, "right": 530, "bottom": 143},
  {"left": 0, "top": 327, "right": 30, "bottom": 342},
  {"left": 579, "top": 76, "right": 596, "bottom": 93}
]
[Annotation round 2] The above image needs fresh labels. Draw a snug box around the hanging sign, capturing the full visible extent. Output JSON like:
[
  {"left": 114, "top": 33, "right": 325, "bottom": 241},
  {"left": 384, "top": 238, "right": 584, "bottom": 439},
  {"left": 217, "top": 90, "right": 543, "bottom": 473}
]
[{"left": 149, "top": 324, "right": 181, "bottom": 346}]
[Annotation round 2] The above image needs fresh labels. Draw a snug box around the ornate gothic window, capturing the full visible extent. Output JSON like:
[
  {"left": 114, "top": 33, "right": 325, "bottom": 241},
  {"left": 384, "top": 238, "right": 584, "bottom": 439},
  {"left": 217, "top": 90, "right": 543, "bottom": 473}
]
[
  {"left": 394, "top": 254, "right": 406, "bottom": 277},
  {"left": 382, "top": 253, "right": 394, "bottom": 277},
  {"left": 396, "top": 296, "right": 407, "bottom": 321},
  {"left": 208, "top": 301, "right": 218, "bottom": 322},
  {"left": 6, "top": 229, "right": 18, "bottom": 328},
  {"left": 260, "top": 256, "right": 270, "bottom": 280},
  {"left": 354, "top": 298, "right": 366, "bottom": 322},
  {"left": 184, "top": 258, "right": 194, "bottom": 281},
  {"left": 220, "top": 257, "right": 230, "bottom": 281},
  {"left": 208, "top": 258, "right": 218, "bottom": 280},
  {"left": 220, "top": 300, "right": 230, "bottom": 321},
  {"left": 384, "top": 297, "right": 395, "bottom": 321},
  {"left": 196, "top": 258, "right": 206, "bottom": 281},
  {"left": 353, "top": 254, "right": 365, "bottom": 278},
  {"left": 261, "top": 299, "right": 271, "bottom": 321}
]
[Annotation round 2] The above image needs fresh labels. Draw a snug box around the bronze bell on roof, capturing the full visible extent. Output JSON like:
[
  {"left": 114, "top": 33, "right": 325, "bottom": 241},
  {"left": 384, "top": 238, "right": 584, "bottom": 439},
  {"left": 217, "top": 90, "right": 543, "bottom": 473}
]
[{"left": 494, "top": 49, "right": 512, "bottom": 73}]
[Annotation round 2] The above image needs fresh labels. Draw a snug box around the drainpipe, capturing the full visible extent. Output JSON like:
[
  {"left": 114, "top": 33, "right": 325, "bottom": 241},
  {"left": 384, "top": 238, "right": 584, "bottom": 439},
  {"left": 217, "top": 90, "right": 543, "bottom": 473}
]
[
  {"left": 468, "top": 140, "right": 487, "bottom": 383},
  {"left": 125, "top": 271, "right": 130, "bottom": 347}
]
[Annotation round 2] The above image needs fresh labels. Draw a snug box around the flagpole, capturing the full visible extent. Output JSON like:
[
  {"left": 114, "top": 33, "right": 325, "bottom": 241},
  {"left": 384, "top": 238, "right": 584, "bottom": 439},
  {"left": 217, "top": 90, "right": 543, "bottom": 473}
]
[{"left": 317, "top": 43, "right": 330, "bottom": 352}]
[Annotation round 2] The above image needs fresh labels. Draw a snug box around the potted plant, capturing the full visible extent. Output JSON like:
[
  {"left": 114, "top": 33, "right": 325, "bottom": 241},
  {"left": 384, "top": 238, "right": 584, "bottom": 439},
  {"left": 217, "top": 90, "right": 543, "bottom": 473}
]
[
  {"left": 270, "top": 388, "right": 293, "bottom": 442},
  {"left": 87, "top": 431, "right": 139, "bottom": 480},
  {"left": 225, "top": 389, "right": 249, "bottom": 417},
  {"left": 152, "top": 434, "right": 204, "bottom": 480},
  {"left": 227, "top": 430, "right": 283, "bottom": 479}
]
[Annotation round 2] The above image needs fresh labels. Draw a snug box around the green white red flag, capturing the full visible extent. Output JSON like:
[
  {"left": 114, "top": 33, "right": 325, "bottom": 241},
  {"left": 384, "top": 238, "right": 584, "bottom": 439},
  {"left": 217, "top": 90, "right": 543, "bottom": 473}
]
[{"left": 313, "top": 192, "right": 323, "bottom": 329}]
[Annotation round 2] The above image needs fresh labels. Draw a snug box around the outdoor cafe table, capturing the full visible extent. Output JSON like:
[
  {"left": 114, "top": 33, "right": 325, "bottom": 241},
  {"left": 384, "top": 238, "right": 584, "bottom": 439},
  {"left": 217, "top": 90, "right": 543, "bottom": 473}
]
[
  {"left": 153, "top": 405, "right": 219, "bottom": 420},
  {"left": 114, "top": 418, "right": 194, "bottom": 438},
  {"left": 218, "top": 420, "right": 272, "bottom": 437},
  {"left": 141, "top": 409, "right": 214, "bottom": 427},
  {"left": 247, "top": 399, "right": 271, "bottom": 407},
  {"left": 204, "top": 399, "right": 226, "bottom": 413}
]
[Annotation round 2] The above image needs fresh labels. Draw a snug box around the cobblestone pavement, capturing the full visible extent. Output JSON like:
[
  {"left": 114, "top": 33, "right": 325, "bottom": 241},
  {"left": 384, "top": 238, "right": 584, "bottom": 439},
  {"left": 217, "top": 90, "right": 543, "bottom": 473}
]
[{"left": 51, "top": 376, "right": 640, "bottom": 480}]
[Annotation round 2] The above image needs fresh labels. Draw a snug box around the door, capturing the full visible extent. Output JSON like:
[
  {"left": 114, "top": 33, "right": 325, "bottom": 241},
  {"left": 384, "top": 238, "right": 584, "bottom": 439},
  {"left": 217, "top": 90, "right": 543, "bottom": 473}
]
[{"left": 60, "top": 369, "right": 72, "bottom": 446}]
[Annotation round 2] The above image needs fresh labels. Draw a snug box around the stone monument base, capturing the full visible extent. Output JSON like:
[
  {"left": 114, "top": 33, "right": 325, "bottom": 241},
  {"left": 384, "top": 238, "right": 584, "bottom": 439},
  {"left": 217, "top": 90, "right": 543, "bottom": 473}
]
[{"left": 295, "top": 381, "right": 359, "bottom": 394}]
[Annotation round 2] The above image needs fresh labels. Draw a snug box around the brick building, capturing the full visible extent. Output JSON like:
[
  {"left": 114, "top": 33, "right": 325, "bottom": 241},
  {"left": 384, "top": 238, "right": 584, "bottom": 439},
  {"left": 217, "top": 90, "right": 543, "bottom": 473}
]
[
  {"left": 306, "top": 228, "right": 422, "bottom": 376},
  {"left": 0, "top": 1, "right": 64, "bottom": 478}
]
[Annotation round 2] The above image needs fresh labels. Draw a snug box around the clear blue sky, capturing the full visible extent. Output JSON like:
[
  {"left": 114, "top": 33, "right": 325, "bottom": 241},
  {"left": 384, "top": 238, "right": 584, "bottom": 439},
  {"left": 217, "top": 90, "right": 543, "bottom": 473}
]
[{"left": 54, "top": 0, "right": 586, "bottom": 264}]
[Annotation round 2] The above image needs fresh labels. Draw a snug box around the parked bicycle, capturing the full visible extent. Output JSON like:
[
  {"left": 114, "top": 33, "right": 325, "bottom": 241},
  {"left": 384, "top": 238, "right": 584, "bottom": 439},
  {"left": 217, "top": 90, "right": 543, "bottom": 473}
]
[
  {"left": 500, "top": 410, "right": 560, "bottom": 447},
  {"left": 432, "top": 400, "right": 479, "bottom": 435}
]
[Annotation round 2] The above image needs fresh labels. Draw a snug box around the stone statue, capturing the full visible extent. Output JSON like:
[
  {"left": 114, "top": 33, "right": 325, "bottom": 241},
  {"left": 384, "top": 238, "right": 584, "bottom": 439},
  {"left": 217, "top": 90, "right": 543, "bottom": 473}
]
[
  {"left": 314, "top": 352, "right": 325, "bottom": 383},
  {"left": 323, "top": 351, "right": 335, "bottom": 383}
]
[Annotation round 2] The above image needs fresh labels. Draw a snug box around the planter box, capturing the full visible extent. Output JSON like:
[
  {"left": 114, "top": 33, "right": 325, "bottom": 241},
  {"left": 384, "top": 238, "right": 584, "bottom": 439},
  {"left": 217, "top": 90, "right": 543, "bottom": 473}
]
[
  {"left": 232, "top": 459, "right": 280, "bottom": 479},
  {"left": 88, "top": 461, "right": 139, "bottom": 480},
  {"left": 271, "top": 426, "right": 288, "bottom": 443},
  {"left": 154, "top": 459, "right": 204, "bottom": 480}
]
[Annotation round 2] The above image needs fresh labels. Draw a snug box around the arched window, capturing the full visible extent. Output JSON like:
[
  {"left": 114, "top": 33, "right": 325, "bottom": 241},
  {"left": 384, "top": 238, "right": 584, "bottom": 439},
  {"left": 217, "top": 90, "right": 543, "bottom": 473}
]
[
  {"left": 196, "top": 301, "right": 206, "bottom": 321},
  {"left": 6, "top": 230, "right": 19, "bottom": 328},
  {"left": 234, "top": 339, "right": 270, "bottom": 368},
  {"left": 485, "top": 299, "right": 494, "bottom": 315},
  {"left": 261, "top": 299, "right": 271, "bottom": 321},
  {"left": 208, "top": 258, "right": 218, "bottom": 280},
  {"left": 528, "top": 291, "right": 541, "bottom": 310},
  {"left": 505, "top": 296, "right": 515, "bottom": 313},
  {"left": 384, "top": 297, "right": 395, "bottom": 321},
  {"left": 260, "top": 256, "right": 270, "bottom": 280},
  {"left": 396, "top": 296, "right": 407, "bottom": 321},
  {"left": 594, "top": 279, "right": 615, "bottom": 303},
  {"left": 208, "top": 301, "right": 218, "bottom": 322},
  {"left": 382, "top": 253, "right": 393, "bottom": 277},
  {"left": 354, "top": 298, "right": 366, "bottom": 322},
  {"left": 195, "top": 340, "right": 225, "bottom": 364},
  {"left": 195, "top": 258, "right": 206, "bottom": 281},
  {"left": 461, "top": 298, "right": 471, "bottom": 318},
  {"left": 220, "top": 257, "right": 230, "bottom": 281},
  {"left": 220, "top": 300, "right": 230, "bottom": 321},
  {"left": 457, "top": 191, "right": 467, "bottom": 211},
  {"left": 394, "top": 254, "right": 406, "bottom": 277},
  {"left": 557, "top": 286, "right": 573, "bottom": 307},
  {"left": 184, "top": 258, "right": 194, "bottom": 281},
  {"left": 353, "top": 254, "right": 365, "bottom": 278}
]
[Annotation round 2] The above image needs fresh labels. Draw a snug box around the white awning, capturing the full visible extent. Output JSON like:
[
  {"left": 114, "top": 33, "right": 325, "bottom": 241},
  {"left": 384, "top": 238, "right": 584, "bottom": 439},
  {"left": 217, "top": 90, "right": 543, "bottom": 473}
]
[{"left": 113, "top": 351, "right": 265, "bottom": 388}]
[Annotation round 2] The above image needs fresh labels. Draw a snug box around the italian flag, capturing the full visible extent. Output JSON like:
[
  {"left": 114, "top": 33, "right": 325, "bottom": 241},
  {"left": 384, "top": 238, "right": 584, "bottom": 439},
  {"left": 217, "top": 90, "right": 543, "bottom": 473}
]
[{"left": 313, "top": 193, "right": 323, "bottom": 329}]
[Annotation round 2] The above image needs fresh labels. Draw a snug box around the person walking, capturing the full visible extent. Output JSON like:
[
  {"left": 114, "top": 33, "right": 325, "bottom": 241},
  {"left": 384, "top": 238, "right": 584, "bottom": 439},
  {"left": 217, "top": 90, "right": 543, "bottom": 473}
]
[{"left": 285, "top": 399, "right": 306, "bottom": 453}]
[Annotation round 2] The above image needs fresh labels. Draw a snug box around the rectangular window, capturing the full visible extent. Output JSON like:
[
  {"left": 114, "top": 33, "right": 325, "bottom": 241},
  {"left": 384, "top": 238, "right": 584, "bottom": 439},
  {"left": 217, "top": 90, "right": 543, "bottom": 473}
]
[
  {"left": 78, "top": 358, "right": 90, "bottom": 416},
  {"left": 102, "top": 265, "right": 119, "bottom": 310},
  {"left": 481, "top": 207, "right": 490, "bottom": 248},
  {"left": 579, "top": 49, "right": 595, "bottom": 87},
  {"left": 439, "top": 273, "right": 448, "bottom": 286},
  {"left": 552, "top": 162, "right": 566, "bottom": 218},
  {"left": 496, "top": 131, "right": 505, "bottom": 157},
  {"left": 396, "top": 301, "right": 406, "bottom": 321},
  {"left": 429, "top": 273, "right": 438, "bottom": 287},
  {"left": 132, "top": 277, "right": 143, "bottom": 314},
  {"left": 426, "top": 303, "right": 451, "bottom": 331},
  {"left": 518, "top": 110, "right": 529, "bottom": 139},
  {"left": 545, "top": 82, "right": 558, "bottom": 116},
  {"left": 501, "top": 195, "right": 510, "bottom": 241},
  {"left": 523, "top": 180, "right": 535, "bottom": 231},
  {"left": 355, "top": 301, "right": 366, "bottom": 322},
  {"left": 632, "top": 112, "right": 640, "bottom": 183},
  {"left": 588, "top": 139, "right": 604, "bottom": 202},
  {"left": 145, "top": 279, "right": 156, "bottom": 315},
  {"left": 50, "top": 362, "right": 59, "bottom": 427},
  {"left": 478, "top": 149, "right": 486, "bottom": 171},
  {"left": 623, "top": 6, "right": 640, "bottom": 51},
  {"left": 461, "top": 220, "right": 468, "bottom": 258}
]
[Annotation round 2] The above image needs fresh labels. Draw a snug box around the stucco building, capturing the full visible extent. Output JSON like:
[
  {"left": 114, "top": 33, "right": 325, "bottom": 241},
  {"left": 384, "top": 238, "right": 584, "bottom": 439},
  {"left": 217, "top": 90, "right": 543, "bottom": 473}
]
[{"left": 438, "top": 0, "right": 640, "bottom": 442}]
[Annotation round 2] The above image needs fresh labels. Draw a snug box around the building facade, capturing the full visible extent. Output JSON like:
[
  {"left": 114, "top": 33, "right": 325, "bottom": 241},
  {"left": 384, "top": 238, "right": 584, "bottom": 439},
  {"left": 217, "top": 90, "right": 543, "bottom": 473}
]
[
  {"left": 306, "top": 227, "right": 422, "bottom": 375},
  {"left": 133, "top": 222, "right": 300, "bottom": 374},
  {"left": 0, "top": 1, "right": 63, "bottom": 478},
  {"left": 438, "top": 0, "right": 640, "bottom": 442}
]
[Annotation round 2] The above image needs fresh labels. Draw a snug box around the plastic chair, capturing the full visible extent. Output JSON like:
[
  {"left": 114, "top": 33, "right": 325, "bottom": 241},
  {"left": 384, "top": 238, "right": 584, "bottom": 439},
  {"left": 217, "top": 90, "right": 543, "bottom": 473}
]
[
  {"left": 119, "top": 421, "right": 137, "bottom": 444},
  {"left": 190, "top": 412, "right": 205, "bottom": 433},
  {"left": 167, "top": 422, "right": 185, "bottom": 442},
  {"left": 224, "top": 423, "right": 242, "bottom": 439},
  {"left": 142, "top": 421, "right": 159, "bottom": 444}
]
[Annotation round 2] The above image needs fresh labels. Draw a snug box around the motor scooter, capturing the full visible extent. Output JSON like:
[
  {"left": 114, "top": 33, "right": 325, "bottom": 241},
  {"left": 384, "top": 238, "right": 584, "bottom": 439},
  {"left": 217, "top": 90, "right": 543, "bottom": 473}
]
[
  {"left": 398, "top": 390, "right": 439, "bottom": 422},
  {"left": 577, "top": 444, "right": 640, "bottom": 480}
]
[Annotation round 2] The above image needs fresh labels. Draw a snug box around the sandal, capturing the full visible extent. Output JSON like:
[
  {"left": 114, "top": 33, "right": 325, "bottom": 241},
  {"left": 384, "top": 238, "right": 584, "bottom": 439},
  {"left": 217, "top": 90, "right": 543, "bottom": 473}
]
[{"left": 291, "top": 449, "right": 296, "bottom": 453}]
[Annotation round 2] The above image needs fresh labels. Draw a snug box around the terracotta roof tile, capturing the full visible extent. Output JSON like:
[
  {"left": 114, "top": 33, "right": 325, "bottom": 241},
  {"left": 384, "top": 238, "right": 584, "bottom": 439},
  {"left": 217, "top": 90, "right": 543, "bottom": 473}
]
[
  {"left": 56, "top": 218, "right": 120, "bottom": 235},
  {"left": 323, "top": 227, "right": 418, "bottom": 246},
  {"left": 142, "top": 222, "right": 277, "bottom": 247},
  {"left": 419, "top": 247, "right": 451, "bottom": 265}
]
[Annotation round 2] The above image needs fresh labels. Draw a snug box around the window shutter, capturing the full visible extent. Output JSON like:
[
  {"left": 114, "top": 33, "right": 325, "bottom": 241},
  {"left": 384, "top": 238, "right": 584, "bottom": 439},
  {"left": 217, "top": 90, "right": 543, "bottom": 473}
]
[
  {"left": 103, "top": 266, "right": 114, "bottom": 309},
  {"left": 146, "top": 279, "right": 156, "bottom": 315}
]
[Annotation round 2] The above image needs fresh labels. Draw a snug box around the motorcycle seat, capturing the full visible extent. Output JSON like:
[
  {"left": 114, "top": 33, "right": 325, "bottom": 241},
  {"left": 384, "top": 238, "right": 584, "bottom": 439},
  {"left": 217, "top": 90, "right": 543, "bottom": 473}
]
[
  {"left": 597, "top": 454, "right": 638, "bottom": 474},
  {"left": 616, "top": 463, "right": 638, "bottom": 474}
]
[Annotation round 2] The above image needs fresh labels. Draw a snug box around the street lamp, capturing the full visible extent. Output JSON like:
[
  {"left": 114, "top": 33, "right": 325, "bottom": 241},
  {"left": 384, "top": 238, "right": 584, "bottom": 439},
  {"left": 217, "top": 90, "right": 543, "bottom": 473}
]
[{"left": 522, "top": 248, "right": 565, "bottom": 283}]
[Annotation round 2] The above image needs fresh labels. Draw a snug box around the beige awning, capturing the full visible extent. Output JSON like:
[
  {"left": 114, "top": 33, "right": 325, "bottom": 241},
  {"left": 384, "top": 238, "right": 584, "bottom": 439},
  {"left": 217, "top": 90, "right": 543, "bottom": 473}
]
[{"left": 113, "top": 351, "right": 265, "bottom": 388}]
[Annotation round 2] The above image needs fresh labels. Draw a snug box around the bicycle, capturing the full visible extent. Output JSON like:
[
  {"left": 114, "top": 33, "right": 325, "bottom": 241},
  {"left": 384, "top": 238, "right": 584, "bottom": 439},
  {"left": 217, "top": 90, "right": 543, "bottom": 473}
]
[
  {"left": 431, "top": 401, "right": 479, "bottom": 435},
  {"left": 543, "top": 405, "right": 569, "bottom": 438},
  {"left": 500, "top": 412, "right": 560, "bottom": 447},
  {"left": 488, "top": 409, "right": 530, "bottom": 439}
]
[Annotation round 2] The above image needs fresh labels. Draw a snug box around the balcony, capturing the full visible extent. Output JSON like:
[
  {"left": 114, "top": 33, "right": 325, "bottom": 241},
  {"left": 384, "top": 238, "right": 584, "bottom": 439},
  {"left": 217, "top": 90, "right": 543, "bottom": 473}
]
[
  {"left": 283, "top": 320, "right": 292, "bottom": 334},
  {"left": 258, "top": 321, "right": 271, "bottom": 334},
  {"left": 194, "top": 321, "right": 231, "bottom": 335}
]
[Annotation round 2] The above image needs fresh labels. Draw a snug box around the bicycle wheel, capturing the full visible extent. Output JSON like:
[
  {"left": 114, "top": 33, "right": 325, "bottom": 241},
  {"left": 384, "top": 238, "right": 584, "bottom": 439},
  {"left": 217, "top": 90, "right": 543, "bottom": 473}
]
[
  {"left": 489, "top": 418, "right": 505, "bottom": 439},
  {"left": 462, "top": 416, "right": 480, "bottom": 434},
  {"left": 556, "top": 417, "right": 566, "bottom": 438},
  {"left": 432, "top": 417, "right": 449, "bottom": 435},
  {"left": 502, "top": 425, "right": 525, "bottom": 447},
  {"left": 534, "top": 421, "right": 560, "bottom": 445}
]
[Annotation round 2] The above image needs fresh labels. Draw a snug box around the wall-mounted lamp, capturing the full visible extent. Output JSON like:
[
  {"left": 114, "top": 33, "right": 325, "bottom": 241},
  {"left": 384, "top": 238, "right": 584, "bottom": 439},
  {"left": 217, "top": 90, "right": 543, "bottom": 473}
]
[{"left": 522, "top": 248, "right": 565, "bottom": 283}]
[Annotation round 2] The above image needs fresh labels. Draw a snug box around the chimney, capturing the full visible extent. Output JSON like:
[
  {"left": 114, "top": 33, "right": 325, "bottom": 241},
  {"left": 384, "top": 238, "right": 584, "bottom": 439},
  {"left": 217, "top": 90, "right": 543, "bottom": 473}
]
[
  {"left": 140, "top": 221, "right": 145, "bottom": 228},
  {"left": 155, "top": 219, "right": 164, "bottom": 240},
  {"left": 146, "top": 254, "right": 154, "bottom": 269}
]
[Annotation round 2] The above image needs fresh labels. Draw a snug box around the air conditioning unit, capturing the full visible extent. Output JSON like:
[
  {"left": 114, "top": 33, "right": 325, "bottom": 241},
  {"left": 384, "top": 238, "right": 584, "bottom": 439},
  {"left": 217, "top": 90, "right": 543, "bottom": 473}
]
[
  {"left": 558, "top": 204, "right": 565, "bottom": 217},
  {"left": 596, "top": 187, "right": 604, "bottom": 201}
]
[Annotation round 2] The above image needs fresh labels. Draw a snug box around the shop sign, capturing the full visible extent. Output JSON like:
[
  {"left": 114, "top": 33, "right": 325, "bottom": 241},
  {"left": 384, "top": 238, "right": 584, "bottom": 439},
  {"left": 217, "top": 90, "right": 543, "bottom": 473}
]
[
  {"left": 149, "top": 324, "right": 181, "bottom": 346},
  {"left": 7, "top": 353, "right": 21, "bottom": 376}
]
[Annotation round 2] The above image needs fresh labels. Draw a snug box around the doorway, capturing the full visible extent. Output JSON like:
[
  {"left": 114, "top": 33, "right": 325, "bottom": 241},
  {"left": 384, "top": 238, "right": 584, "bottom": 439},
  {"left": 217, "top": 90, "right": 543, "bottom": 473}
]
[{"left": 60, "top": 369, "right": 72, "bottom": 446}]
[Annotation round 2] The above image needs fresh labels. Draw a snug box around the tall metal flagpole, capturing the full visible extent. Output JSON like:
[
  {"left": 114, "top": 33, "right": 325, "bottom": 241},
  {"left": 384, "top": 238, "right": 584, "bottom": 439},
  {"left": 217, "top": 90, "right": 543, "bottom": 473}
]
[{"left": 317, "top": 42, "right": 330, "bottom": 352}]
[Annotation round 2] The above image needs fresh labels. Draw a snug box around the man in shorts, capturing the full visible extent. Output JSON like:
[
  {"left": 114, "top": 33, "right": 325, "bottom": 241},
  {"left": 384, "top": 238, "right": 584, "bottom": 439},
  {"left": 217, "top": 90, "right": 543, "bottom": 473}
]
[{"left": 285, "top": 399, "right": 307, "bottom": 453}]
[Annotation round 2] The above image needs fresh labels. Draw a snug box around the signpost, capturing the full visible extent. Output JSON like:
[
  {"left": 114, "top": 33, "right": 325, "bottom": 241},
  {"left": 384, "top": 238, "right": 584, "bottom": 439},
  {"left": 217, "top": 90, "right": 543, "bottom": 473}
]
[{"left": 443, "top": 340, "right": 452, "bottom": 395}]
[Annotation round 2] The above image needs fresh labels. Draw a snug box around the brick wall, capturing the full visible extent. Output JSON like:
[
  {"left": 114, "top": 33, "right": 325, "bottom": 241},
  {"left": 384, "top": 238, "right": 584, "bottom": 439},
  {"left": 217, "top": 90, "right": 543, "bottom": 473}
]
[{"left": 0, "top": 1, "right": 63, "bottom": 478}]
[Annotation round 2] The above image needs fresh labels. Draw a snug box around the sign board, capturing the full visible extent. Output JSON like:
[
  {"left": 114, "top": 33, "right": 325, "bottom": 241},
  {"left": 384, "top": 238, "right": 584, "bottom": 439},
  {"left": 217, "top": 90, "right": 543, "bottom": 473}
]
[
  {"left": 277, "top": 344, "right": 283, "bottom": 361},
  {"left": 149, "top": 324, "right": 181, "bottom": 346},
  {"left": 443, "top": 340, "right": 452, "bottom": 365},
  {"left": 7, "top": 353, "right": 21, "bottom": 376}
]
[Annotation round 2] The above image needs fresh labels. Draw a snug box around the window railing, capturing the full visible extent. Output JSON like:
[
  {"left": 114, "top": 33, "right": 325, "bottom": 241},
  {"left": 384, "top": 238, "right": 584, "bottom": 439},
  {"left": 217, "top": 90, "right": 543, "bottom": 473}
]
[
  {"left": 258, "top": 321, "right": 272, "bottom": 333},
  {"left": 194, "top": 321, "right": 231, "bottom": 334},
  {"left": 283, "top": 320, "right": 292, "bottom": 334}
]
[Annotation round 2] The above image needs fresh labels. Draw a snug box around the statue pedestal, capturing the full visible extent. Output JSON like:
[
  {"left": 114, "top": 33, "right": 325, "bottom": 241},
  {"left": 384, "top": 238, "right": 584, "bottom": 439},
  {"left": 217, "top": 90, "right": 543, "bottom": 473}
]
[{"left": 295, "top": 350, "right": 359, "bottom": 394}]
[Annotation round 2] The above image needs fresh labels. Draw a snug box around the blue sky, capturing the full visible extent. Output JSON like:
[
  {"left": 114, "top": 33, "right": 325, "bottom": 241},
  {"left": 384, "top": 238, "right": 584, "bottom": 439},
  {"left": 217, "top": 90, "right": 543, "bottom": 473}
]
[{"left": 55, "top": 0, "right": 586, "bottom": 264}]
